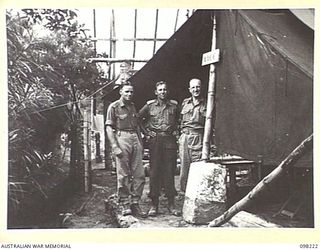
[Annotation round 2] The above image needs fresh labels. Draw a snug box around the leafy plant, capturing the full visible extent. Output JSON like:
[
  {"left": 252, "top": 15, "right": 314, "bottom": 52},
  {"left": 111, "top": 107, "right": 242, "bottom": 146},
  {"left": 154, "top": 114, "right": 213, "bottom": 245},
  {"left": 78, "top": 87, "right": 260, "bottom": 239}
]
[{"left": 7, "top": 9, "right": 104, "bottom": 224}]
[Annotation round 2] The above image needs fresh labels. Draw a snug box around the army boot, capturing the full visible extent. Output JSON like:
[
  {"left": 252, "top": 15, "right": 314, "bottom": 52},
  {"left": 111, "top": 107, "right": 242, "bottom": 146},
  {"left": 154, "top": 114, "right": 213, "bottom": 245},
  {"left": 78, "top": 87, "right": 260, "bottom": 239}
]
[
  {"left": 148, "top": 197, "right": 159, "bottom": 217},
  {"left": 167, "top": 197, "right": 181, "bottom": 217},
  {"left": 130, "top": 203, "right": 147, "bottom": 218},
  {"left": 119, "top": 202, "right": 132, "bottom": 216}
]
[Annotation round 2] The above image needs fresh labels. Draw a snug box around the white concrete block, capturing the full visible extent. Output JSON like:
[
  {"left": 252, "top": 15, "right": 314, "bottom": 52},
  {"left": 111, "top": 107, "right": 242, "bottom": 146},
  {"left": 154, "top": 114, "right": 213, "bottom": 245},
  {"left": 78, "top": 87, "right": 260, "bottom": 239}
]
[{"left": 183, "top": 161, "right": 227, "bottom": 224}]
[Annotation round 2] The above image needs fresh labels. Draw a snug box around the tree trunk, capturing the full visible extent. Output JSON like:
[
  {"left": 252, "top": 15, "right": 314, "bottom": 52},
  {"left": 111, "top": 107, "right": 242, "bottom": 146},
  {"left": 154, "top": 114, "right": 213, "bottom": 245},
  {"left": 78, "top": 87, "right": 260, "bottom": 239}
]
[{"left": 208, "top": 134, "right": 313, "bottom": 227}]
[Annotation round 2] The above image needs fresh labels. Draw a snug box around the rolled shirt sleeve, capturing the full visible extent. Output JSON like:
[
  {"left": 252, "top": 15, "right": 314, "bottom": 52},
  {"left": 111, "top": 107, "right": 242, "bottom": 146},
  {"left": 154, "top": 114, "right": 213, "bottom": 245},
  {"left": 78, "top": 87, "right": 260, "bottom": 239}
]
[{"left": 105, "top": 104, "right": 115, "bottom": 127}]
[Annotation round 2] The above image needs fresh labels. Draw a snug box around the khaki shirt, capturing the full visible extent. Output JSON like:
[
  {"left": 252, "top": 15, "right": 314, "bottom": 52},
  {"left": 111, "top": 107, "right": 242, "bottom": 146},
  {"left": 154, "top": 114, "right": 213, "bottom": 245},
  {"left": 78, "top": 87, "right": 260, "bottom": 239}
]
[
  {"left": 105, "top": 98, "right": 139, "bottom": 131},
  {"left": 139, "top": 99, "right": 179, "bottom": 133},
  {"left": 180, "top": 97, "right": 206, "bottom": 131}
]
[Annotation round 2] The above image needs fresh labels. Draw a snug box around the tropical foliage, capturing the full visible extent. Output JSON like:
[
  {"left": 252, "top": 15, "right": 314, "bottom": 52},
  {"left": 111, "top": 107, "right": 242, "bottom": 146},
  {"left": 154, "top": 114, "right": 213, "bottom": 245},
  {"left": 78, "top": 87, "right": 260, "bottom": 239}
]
[{"left": 7, "top": 8, "right": 104, "bottom": 223}]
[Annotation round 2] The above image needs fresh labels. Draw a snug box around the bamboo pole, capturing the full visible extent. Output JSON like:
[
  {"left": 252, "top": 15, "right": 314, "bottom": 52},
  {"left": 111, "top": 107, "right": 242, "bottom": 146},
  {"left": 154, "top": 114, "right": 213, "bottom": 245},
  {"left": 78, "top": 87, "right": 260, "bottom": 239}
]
[
  {"left": 153, "top": 9, "right": 159, "bottom": 55},
  {"left": 83, "top": 108, "right": 89, "bottom": 192},
  {"left": 202, "top": 13, "right": 217, "bottom": 161},
  {"left": 87, "top": 108, "right": 92, "bottom": 191},
  {"left": 92, "top": 10, "right": 97, "bottom": 116},
  {"left": 90, "top": 37, "right": 167, "bottom": 42},
  {"left": 208, "top": 134, "right": 313, "bottom": 227},
  {"left": 90, "top": 97, "right": 94, "bottom": 132},
  {"left": 93, "top": 9, "right": 97, "bottom": 55},
  {"left": 133, "top": 9, "right": 137, "bottom": 60},
  {"left": 83, "top": 108, "right": 92, "bottom": 193},
  {"left": 174, "top": 9, "right": 180, "bottom": 32},
  {"left": 108, "top": 10, "right": 113, "bottom": 80},
  {"left": 111, "top": 9, "right": 116, "bottom": 80},
  {"left": 88, "top": 58, "right": 149, "bottom": 63}
]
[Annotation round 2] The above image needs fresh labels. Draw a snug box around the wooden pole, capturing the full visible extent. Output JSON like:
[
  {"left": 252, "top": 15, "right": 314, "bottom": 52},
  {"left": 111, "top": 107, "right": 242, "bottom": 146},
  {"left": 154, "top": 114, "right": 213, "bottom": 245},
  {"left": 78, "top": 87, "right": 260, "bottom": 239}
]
[
  {"left": 111, "top": 9, "right": 116, "bottom": 80},
  {"left": 202, "top": 13, "right": 217, "bottom": 161},
  {"left": 133, "top": 9, "right": 137, "bottom": 61},
  {"left": 83, "top": 108, "right": 88, "bottom": 192},
  {"left": 108, "top": 10, "right": 113, "bottom": 80},
  {"left": 92, "top": 9, "right": 97, "bottom": 116},
  {"left": 91, "top": 37, "right": 167, "bottom": 42},
  {"left": 208, "top": 134, "right": 313, "bottom": 227},
  {"left": 174, "top": 9, "right": 180, "bottom": 32},
  {"left": 90, "top": 97, "right": 94, "bottom": 130},
  {"left": 93, "top": 9, "right": 97, "bottom": 55},
  {"left": 87, "top": 108, "right": 92, "bottom": 190},
  {"left": 88, "top": 58, "right": 149, "bottom": 63},
  {"left": 153, "top": 9, "right": 159, "bottom": 55},
  {"left": 83, "top": 108, "right": 92, "bottom": 193}
]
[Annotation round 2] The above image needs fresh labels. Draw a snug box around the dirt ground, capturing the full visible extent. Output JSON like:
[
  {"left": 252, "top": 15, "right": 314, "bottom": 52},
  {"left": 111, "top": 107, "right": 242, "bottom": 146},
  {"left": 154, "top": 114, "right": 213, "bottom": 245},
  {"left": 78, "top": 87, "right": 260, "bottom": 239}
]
[
  {"left": 56, "top": 162, "right": 204, "bottom": 229},
  {"left": 54, "top": 161, "right": 313, "bottom": 229}
]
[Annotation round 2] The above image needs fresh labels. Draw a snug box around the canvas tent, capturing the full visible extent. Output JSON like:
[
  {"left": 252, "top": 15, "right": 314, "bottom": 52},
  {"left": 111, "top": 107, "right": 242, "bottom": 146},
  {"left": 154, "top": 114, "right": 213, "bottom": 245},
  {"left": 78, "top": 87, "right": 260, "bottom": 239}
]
[
  {"left": 106, "top": 9, "right": 313, "bottom": 168},
  {"left": 214, "top": 10, "right": 313, "bottom": 166}
]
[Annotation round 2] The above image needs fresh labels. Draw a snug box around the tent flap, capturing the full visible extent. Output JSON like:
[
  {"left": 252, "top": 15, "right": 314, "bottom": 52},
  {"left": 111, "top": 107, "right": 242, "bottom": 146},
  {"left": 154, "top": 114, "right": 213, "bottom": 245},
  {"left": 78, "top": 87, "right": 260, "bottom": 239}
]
[{"left": 215, "top": 10, "right": 313, "bottom": 165}]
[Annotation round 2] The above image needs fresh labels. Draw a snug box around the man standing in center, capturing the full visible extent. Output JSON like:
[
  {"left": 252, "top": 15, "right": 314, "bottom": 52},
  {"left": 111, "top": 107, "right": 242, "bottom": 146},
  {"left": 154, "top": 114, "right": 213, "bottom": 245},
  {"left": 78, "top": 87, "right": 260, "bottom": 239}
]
[
  {"left": 139, "top": 81, "right": 180, "bottom": 217},
  {"left": 179, "top": 78, "right": 206, "bottom": 196}
]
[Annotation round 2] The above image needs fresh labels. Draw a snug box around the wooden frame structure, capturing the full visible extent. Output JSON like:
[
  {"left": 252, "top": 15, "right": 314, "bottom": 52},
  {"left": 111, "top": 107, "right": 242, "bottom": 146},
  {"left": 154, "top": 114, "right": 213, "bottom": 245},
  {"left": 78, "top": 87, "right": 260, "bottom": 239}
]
[
  {"left": 87, "top": 9, "right": 192, "bottom": 171},
  {"left": 89, "top": 9, "right": 189, "bottom": 75}
]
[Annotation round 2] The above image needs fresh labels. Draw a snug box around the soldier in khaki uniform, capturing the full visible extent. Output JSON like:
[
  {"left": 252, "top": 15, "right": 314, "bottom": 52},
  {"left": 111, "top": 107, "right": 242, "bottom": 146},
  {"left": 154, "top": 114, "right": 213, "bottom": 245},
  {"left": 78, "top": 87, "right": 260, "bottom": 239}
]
[
  {"left": 139, "top": 81, "right": 180, "bottom": 216},
  {"left": 105, "top": 82, "right": 147, "bottom": 218},
  {"left": 179, "top": 78, "right": 206, "bottom": 195}
]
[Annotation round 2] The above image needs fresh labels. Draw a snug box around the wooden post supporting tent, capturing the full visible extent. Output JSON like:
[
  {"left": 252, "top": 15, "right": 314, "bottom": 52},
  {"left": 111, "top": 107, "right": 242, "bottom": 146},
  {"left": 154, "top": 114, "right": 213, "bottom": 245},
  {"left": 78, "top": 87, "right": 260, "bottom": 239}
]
[
  {"left": 201, "top": 13, "right": 219, "bottom": 161},
  {"left": 208, "top": 134, "right": 313, "bottom": 227},
  {"left": 182, "top": 12, "right": 225, "bottom": 224}
]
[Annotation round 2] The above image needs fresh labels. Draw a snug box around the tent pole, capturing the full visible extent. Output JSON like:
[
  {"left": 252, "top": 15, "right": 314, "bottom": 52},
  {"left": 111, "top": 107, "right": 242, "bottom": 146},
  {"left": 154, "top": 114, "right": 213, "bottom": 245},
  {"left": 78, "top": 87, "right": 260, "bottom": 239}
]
[{"left": 202, "top": 12, "right": 217, "bottom": 161}]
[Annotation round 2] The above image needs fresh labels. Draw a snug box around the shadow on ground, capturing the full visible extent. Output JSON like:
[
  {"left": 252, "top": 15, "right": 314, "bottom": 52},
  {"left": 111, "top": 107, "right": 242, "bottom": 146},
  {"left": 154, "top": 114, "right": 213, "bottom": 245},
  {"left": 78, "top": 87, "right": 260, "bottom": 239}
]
[{"left": 52, "top": 161, "right": 313, "bottom": 229}]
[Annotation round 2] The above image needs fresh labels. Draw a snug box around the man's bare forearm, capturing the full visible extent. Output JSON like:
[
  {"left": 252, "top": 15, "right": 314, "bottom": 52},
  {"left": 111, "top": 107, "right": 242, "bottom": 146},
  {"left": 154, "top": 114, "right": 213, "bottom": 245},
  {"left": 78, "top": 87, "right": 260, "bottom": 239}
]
[{"left": 106, "top": 126, "right": 122, "bottom": 155}]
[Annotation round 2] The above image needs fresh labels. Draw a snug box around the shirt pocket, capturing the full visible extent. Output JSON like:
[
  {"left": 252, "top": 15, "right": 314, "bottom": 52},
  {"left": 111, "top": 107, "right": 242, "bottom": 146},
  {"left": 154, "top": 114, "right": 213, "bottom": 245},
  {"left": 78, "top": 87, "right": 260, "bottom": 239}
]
[
  {"left": 115, "top": 113, "right": 129, "bottom": 129},
  {"left": 180, "top": 105, "right": 193, "bottom": 120},
  {"left": 149, "top": 109, "right": 158, "bottom": 116},
  {"left": 117, "top": 113, "right": 128, "bottom": 120},
  {"left": 149, "top": 109, "right": 159, "bottom": 125}
]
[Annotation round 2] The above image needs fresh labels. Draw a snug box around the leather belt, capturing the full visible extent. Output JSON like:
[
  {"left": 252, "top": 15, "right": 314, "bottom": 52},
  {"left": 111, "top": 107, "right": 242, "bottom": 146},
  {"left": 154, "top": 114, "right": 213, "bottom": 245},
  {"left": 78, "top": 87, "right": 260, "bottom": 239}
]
[
  {"left": 155, "top": 131, "right": 172, "bottom": 136},
  {"left": 116, "top": 130, "right": 137, "bottom": 135},
  {"left": 149, "top": 130, "right": 173, "bottom": 136},
  {"left": 182, "top": 128, "right": 203, "bottom": 135}
]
